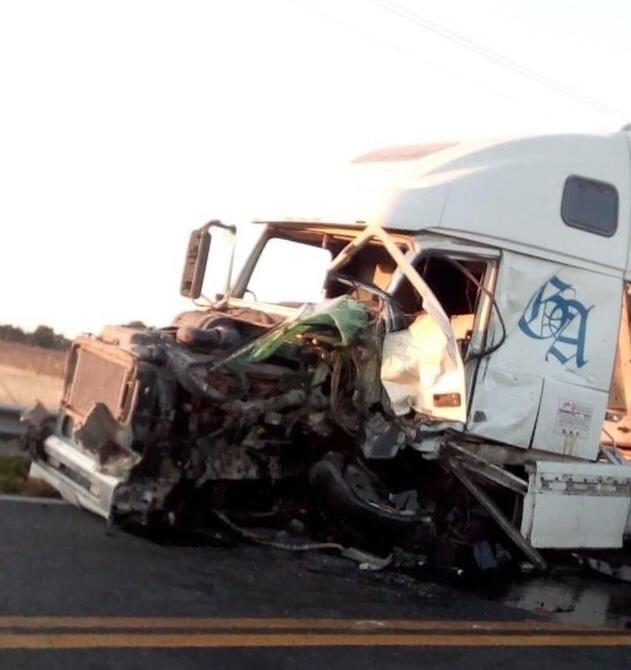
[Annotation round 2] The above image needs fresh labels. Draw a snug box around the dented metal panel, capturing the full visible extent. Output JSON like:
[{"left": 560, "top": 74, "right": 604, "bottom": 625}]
[
  {"left": 381, "top": 313, "right": 466, "bottom": 421},
  {"left": 30, "top": 434, "right": 122, "bottom": 518},
  {"left": 333, "top": 225, "right": 467, "bottom": 423}
]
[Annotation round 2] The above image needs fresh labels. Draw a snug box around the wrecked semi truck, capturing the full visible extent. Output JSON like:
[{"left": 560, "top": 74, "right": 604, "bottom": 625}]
[{"left": 26, "top": 132, "right": 631, "bottom": 572}]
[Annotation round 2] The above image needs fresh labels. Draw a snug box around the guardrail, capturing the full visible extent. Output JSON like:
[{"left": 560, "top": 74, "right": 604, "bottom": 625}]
[{"left": 0, "top": 403, "right": 25, "bottom": 438}]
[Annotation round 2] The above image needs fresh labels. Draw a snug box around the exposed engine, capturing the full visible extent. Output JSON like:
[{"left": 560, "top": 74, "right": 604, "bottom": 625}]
[{"left": 37, "top": 298, "right": 442, "bottom": 560}]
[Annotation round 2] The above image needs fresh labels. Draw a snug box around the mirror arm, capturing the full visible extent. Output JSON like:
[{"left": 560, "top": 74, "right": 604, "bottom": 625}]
[
  {"left": 223, "top": 224, "right": 237, "bottom": 297},
  {"left": 207, "top": 220, "right": 237, "bottom": 308},
  {"left": 204, "top": 220, "right": 236, "bottom": 234}
]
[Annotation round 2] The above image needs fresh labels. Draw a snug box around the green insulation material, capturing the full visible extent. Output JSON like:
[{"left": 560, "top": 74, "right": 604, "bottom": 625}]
[{"left": 228, "top": 297, "right": 369, "bottom": 366}]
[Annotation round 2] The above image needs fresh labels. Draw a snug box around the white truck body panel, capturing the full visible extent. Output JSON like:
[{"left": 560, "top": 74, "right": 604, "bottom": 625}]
[
  {"left": 521, "top": 461, "right": 631, "bottom": 548},
  {"left": 273, "top": 132, "right": 631, "bottom": 273},
  {"left": 467, "top": 252, "right": 621, "bottom": 458}
]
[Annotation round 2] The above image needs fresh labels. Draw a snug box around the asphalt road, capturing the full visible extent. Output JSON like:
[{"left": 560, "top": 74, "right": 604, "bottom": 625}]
[{"left": 0, "top": 498, "right": 629, "bottom": 669}]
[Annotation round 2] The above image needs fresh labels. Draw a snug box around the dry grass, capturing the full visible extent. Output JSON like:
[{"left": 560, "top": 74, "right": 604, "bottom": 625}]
[
  {"left": 0, "top": 343, "right": 67, "bottom": 498},
  {"left": 0, "top": 341, "right": 66, "bottom": 377},
  {"left": 0, "top": 365, "right": 64, "bottom": 409},
  {"left": 0, "top": 342, "right": 65, "bottom": 410}
]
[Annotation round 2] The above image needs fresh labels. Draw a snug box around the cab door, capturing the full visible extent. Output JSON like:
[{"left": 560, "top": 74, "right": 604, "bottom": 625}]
[{"left": 468, "top": 251, "right": 621, "bottom": 458}]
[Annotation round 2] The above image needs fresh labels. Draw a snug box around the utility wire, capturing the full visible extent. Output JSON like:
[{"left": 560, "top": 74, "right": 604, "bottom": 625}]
[
  {"left": 369, "top": 0, "right": 629, "bottom": 119},
  {"left": 291, "top": 0, "right": 530, "bottom": 109}
]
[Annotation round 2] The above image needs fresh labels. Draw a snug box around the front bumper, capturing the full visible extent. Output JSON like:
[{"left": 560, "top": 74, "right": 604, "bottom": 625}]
[{"left": 29, "top": 434, "right": 122, "bottom": 519}]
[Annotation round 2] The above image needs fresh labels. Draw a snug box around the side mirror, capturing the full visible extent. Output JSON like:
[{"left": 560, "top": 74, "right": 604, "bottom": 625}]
[{"left": 180, "top": 226, "right": 211, "bottom": 298}]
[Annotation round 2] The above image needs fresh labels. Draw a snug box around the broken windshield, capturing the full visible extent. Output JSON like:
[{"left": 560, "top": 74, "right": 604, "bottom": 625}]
[{"left": 244, "top": 237, "right": 332, "bottom": 305}]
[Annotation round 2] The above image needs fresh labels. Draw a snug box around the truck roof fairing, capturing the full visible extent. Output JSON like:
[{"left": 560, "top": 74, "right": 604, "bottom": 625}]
[{"left": 257, "top": 132, "right": 631, "bottom": 275}]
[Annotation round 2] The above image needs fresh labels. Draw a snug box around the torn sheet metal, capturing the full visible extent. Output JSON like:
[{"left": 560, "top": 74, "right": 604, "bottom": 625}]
[
  {"left": 381, "top": 313, "right": 466, "bottom": 422},
  {"left": 445, "top": 455, "right": 546, "bottom": 570},
  {"left": 74, "top": 402, "right": 139, "bottom": 477},
  {"left": 328, "top": 224, "right": 467, "bottom": 419}
]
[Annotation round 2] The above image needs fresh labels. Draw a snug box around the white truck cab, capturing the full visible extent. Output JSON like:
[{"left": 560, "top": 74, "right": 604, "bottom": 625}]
[{"left": 29, "top": 131, "right": 631, "bottom": 572}]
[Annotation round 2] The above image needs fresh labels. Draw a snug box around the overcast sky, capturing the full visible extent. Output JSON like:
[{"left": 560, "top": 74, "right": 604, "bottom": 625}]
[{"left": 1, "top": 0, "right": 630, "bottom": 336}]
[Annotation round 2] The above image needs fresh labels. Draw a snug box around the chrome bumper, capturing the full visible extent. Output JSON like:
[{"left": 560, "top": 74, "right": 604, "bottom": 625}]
[{"left": 29, "top": 434, "right": 122, "bottom": 519}]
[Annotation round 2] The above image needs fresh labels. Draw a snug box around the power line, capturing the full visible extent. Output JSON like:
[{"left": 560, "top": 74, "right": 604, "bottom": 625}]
[
  {"left": 369, "top": 0, "right": 629, "bottom": 119},
  {"left": 291, "top": 0, "right": 531, "bottom": 109}
]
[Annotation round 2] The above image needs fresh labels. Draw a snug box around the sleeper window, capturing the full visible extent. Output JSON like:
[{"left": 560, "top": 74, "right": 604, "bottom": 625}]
[{"left": 561, "top": 175, "right": 618, "bottom": 237}]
